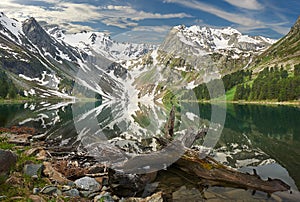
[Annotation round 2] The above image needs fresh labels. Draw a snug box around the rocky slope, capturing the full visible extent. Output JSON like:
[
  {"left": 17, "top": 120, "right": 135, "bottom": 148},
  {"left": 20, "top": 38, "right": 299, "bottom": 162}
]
[
  {"left": 252, "top": 16, "right": 300, "bottom": 72},
  {"left": 0, "top": 12, "right": 131, "bottom": 100},
  {"left": 124, "top": 25, "right": 276, "bottom": 101},
  {"left": 48, "top": 27, "right": 155, "bottom": 62}
]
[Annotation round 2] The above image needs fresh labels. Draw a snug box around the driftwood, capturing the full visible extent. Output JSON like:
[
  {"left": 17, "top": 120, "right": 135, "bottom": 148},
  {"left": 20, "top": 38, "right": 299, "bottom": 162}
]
[
  {"left": 162, "top": 105, "right": 291, "bottom": 194},
  {"left": 175, "top": 150, "right": 290, "bottom": 194}
]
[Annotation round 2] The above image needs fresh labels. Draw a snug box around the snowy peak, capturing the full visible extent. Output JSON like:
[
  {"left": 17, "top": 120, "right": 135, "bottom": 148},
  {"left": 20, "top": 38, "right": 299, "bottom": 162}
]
[
  {"left": 48, "top": 27, "right": 155, "bottom": 62},
  {"left": 173, "top": 25, "right": 276, "bottom": 53},
  {"left": 0, "top": 11, "right": 23, "bottom": 43}
]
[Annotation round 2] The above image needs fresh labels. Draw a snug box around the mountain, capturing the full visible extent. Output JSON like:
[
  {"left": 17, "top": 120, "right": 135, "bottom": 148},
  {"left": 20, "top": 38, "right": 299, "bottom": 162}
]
[
  {"left": 47, "top": 27, "right": 155, "bottom": 62},
  {"left": 252, "top": 16, "right": 300, "bottom": 72},
  {"left": 158, "top": 25, "right": 275, "bottom": 74},
  {"left": 0, "top": 12, "right": 139, "bottom": 100},
  {"left": 124, "top": 25, "right": 276, "bottom": 101}
]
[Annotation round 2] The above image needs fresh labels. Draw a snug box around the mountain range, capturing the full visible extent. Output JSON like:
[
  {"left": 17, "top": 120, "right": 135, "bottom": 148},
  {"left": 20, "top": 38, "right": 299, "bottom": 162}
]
[{"left": 0, "top": 11, "right": 299, "bottom": 101}]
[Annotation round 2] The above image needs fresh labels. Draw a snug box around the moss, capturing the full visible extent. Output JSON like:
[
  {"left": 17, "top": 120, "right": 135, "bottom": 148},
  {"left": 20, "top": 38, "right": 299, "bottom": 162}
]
[
  {"left": 0, "top": 137, "right": 15, "bottom": 150},
  {"left": 0, "top": 138, "right": 48, "bottom": 201}
]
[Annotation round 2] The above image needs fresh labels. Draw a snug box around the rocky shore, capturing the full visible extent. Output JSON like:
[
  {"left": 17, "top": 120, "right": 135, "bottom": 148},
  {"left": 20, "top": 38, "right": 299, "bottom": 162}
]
[
  {"left": 0, "top": 126, "right": 167, "bottom": 202},
  {"left": 0, "top": 126, "right": 293, "bottom": 202}
]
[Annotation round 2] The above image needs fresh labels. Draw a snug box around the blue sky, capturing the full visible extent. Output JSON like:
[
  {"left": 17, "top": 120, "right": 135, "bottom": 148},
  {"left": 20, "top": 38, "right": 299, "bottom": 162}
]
[{"left": 1, "top": 0, "right": 300, "bottom": 44}]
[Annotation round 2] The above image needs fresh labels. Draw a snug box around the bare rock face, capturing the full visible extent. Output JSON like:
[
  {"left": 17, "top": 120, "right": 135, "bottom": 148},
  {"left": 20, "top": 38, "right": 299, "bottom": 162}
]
[{"left": 0, "top": 149, "right": 17, "bottom": 176}]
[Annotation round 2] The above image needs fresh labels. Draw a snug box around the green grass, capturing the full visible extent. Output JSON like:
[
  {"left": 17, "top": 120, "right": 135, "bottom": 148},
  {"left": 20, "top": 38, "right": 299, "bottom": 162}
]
[
  {"left": 225, "top": 86, "right": 237, "bottom": 101},
  {"left": 210, "top": 86, "right": 236, "bottom": 102}
]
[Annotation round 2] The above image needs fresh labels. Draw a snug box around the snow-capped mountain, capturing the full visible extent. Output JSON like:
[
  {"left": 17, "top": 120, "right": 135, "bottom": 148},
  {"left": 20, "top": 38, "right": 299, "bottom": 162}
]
[
  {"left": 48, "top": 27, "right": 155, "bottom": 62},
  {"left": 0, "top": 12, "right": 125, "bottom": 100},
  {"left": 158, "top": 25, "right": 276, "bottom": 72},
  {"left": 123, "top": 25, "right": 277, "bottom": 101},
  {"left": 171, "top": 25, "right": 276, "bottom": 54}
]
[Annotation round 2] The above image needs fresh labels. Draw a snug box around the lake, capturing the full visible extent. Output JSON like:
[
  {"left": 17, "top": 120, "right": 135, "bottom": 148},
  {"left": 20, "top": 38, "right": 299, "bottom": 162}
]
[{"left": 1, "top": 101, "right": 300, "bottom": 199}]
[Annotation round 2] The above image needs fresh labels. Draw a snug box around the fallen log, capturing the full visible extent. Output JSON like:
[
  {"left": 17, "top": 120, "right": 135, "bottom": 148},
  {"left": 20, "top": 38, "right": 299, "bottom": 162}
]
[
  {"left": 163, "top": 105, "right": 290, "bottom": 194},
  {"left": 175, "top": 149, "right": 290, "bottom": 194},
  {"left": 106, "top": 105, "right": 291, "bottom": 198}
]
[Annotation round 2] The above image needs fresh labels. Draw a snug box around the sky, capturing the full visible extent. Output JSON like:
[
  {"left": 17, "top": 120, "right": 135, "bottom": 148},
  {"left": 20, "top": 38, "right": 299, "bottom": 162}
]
[{"left": 1, "top": 0, "right": 300, "bottom": 44}]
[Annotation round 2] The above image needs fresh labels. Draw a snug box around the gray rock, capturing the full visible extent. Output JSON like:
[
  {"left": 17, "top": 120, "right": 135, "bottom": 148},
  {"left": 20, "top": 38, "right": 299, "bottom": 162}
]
[
  {"left": 67, "top": 181, "right": 76, "bottom": 187},
  {"left": 101, "top": 186, "right": 109, "bottom": 191},
  {"left": 24, "top": 164, "right": 43, "bottom": 177},
  {"left": 40, "top": 186, "right": 58, "bottom": 195},
  {"left": 31, "top": 175, "right": 39, "bottom": 180},
  {"left": 0, "top": 149, "right": 17, "bottom": 176},
  {"left": 74, "top": 176, "right": 101, "bottom": 192},
  {"left": 33, "top": 188, "right": 40, "bottom": 194},
  {"left": 63, "top": 189, "right": 80, "bottom": 197}
]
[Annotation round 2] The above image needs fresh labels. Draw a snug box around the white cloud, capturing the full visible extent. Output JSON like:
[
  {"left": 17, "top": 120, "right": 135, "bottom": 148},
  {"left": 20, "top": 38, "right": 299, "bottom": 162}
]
[
  {"left": 164, "top": 0, "right": 262, "bottom": 27},
  {"left": 223, "top": 0, "right": 263, "bottom": 10},
  {"left": 105, "top": 5, "right": 192, "bottom": 20},
  {"left": 1, "top": 0, "right": 192, "bottom": 31},
  {"left": 102, "top": 18, "right": 138, "bottom": 29},
  {"left": 1, "top": 0, "right": 101, "bottom": 32}
]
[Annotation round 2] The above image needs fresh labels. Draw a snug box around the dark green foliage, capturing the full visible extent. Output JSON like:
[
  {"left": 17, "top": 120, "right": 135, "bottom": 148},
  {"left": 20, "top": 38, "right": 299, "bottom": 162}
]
[
  {"left": 236, "top": 66, "right": 300, "bottom": 101},
  {"left": 191, "top": 70, "right": 251, "bottom": 100},
  {"left": 234, "top": 84, "right": 250, "bottom": 101},
  {"left": 185, "top": 65, "right": 300, "bottom": 102},
  {"left": 294, "top": 64, "right": 300, "bottom": 77},
  {"left": 0, "top": 70, "right": 17, "bottom": 99}
]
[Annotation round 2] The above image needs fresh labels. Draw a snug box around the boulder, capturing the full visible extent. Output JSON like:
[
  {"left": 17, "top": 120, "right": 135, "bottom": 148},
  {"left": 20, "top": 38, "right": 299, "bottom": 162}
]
[
  {"left": 75, "top": 176, "right": 101, "bottom": 192},
  {"left": 24, "top": 164, "right": 43, "bottom": 177},
  {"left": 0, "top": 149, "right": 17, "bottom": 176}
]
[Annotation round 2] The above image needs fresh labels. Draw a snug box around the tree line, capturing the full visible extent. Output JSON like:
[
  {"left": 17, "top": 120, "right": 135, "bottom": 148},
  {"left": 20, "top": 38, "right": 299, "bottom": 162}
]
[
  {"left": 182, "top": 64, "right": 300, "bottom": 102},
  {"left": 183, "top": 70, "right": 251, "bottom": 100},
  {"left": 234, "top": 65, "right": 300, "bottom": 101},
  {"left": 0, "top": 70, "right": 18, "bottom": 99}
]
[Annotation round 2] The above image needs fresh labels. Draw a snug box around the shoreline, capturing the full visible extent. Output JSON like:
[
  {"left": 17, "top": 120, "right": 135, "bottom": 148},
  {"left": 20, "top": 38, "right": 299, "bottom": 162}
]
[
  {"left": 181, "top": 99, "right": 300, "bottom": 106},
  {"left": 1, "top": 98, "right": 299, "bottom": 107}
]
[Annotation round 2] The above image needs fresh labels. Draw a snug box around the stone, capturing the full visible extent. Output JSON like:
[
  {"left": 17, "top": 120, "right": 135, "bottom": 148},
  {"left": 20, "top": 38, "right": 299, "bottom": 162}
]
[
  {"left": 43, "top": 162, "right": 70, "bottom": 184},
  {"left": 74, "top": 176, "right": 101, "bottom": 192},
  {"left": 63, "top": 189, "right": 80, "bottom": 197},
  {"left": 101, "top": 186, "right": 109, "bottom": 191},
  {"left": 29, "top": 195, "right": 46, "bottom": 202},
  {"left": 41, "top": 185, "right": 58, "bottom": 195},
  {"left": 0, "top": 149, "right": 17, "bottom": 176},
  {"left": 24, "top": 164, "right": 43, "bottom": 177},
  {"left": 33, "top": 188, "right": 40, "bottom": 194}
]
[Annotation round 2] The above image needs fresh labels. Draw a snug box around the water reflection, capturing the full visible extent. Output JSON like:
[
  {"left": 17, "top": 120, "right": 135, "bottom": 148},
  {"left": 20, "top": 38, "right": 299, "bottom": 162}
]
[{"left": 0, "top": 101, "right": 300, "bottom": 190}]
